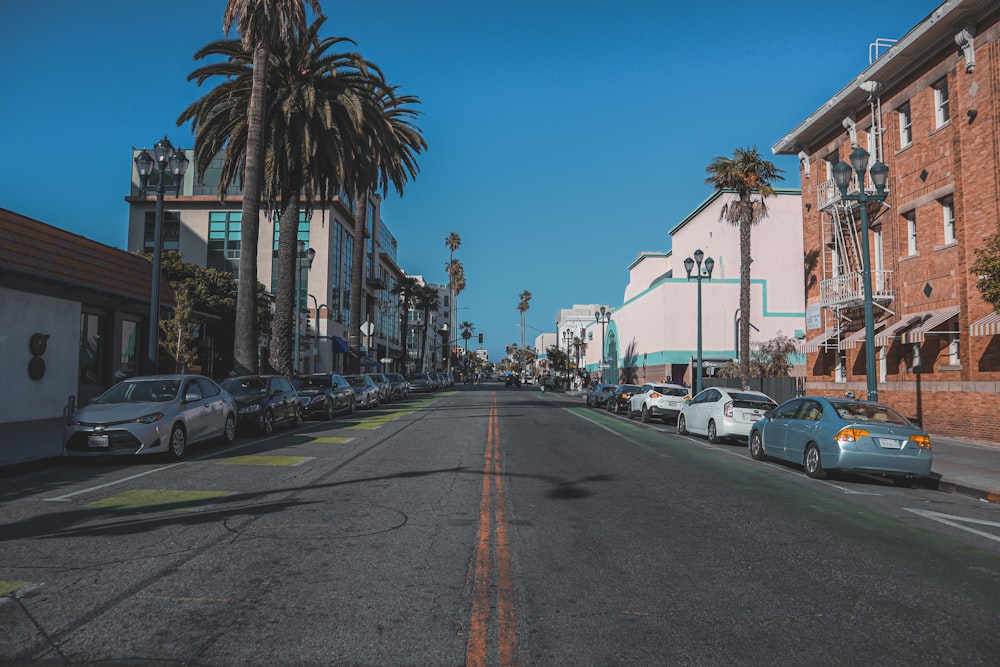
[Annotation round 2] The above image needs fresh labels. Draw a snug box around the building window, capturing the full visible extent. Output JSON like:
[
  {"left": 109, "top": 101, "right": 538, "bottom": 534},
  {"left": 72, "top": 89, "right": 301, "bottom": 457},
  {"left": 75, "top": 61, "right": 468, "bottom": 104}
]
[
  {"left": 271, "top": 212, "right": 310, "bottom": 295},
  {"left": 79, "top": 312, "right": 104, "bottom": 385},
  {"left": 119, "top": 319, "right": 139, "bottom": 378},
  {"left": 878, "top": 345, "right": 887, "bottom": 383},
  {"left": 898, "top": 103, "right": 912, "bottom": 147},
  {"left": 208, "top": 212, "right": 242, "bottom": 277},
  {"left": 835, "top": 350, "right": 846, "bottom": 383},
  {"left": 946, "top": 331, "right": 960, "bottom": 366},
  {"left": 941, "top": 198, "right": 956, "bottom": 245},
  {"left": 143, "top": 211, "right": 180, "bottom": 252},
  {"left": 933, "top": 78, "right": 950, "bottom": 128},
  {"left": 873, "top": 229, "right": 885, "bottom": 290},
  {"left": 905, "top": 212, "right": 917, "bottom": 256}
]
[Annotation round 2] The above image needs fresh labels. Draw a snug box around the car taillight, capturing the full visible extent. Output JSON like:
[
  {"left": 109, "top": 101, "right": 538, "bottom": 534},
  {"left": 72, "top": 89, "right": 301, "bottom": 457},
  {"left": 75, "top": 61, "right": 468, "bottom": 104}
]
[
  {"left": 909, "top": 434, "right": 931, "bottom": 449},
  {"left": 650, "top": 392, "right": 662, "bottom": 398},
  {"left": 724, "top": 401, "right": 733, "bottom": 417},
  {"left": 836, "top": 427, "right": 870, "bottom": 443}
]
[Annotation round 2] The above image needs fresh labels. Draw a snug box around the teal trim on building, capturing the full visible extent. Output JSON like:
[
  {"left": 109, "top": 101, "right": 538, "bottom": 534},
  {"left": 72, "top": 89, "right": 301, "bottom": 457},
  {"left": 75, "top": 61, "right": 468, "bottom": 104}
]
[{"left": 620, "top": 276, "right": 804, "bottom": 320}]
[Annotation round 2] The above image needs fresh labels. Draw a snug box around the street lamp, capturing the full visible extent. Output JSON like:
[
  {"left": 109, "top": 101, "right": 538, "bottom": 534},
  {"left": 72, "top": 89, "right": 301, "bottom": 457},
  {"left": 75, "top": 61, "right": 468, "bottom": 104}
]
[
  {"left": 309, "top": 294, "right": 327, "bottom": 373},
  {"left": 294, "top": 241, "right": 316, "bottom": 374},
  {"left": 684, "top": 249, "right": 715, "bottom": 396},
  {"left": 594, "top": 306, "right": 613, "bottom": 383},
  {"left": 134, "top": 136, "right": 189, "bottom": 374},
  {"left": 833, "top": 146, "right": 889, "bottom": 402}
]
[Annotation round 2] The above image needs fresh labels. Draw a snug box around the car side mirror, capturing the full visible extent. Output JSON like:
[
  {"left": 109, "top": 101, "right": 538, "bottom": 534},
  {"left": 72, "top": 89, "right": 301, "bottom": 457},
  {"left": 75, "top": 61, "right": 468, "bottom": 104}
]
[
  {"left": 184, "top": 389, "right": 203, "bottom": 402},
  {"left": 684, "top": 398, "right": 692, "bottom": 405}
]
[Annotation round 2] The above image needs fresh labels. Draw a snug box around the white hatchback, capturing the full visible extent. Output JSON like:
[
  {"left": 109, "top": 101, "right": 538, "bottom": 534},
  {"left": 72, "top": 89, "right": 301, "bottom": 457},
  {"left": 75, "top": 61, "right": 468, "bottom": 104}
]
[
  {"left": 678, "top": 387, "right": 777, "bottom": 443},
  {"left": 628, "top": 383, "right": 689, "bottom": 423}
]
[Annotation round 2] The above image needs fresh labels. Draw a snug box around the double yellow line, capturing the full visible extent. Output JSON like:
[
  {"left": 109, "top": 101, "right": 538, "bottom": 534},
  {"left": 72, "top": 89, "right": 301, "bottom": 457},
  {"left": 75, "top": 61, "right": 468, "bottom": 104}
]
[{"left": 466, "top": 392, "right": 519, "bottom": 666}]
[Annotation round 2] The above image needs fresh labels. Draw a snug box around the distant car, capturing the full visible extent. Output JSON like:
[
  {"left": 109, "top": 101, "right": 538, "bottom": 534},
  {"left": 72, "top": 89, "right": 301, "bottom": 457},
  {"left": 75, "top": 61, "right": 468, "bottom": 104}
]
[
  {"left": 294, "top": 373, "right": 355, "bottom": 420},
  {"left": 64, "top": 374, "right": 237, "bottom": 459},
  {"left": 607, "top": 384, "right": 641, "bottom": 415},
  {"left": 367, "top": 373, "right": 392, "bottom": 403},
  {"left": 345, "top": 374, "right": 380, "bottom": 408},
  {"left": 585, "top": 383, "right": 616, "bottom": 407},
  {"left": 505, "top": 374, "right": 521, "bottom": 387},
  {"left": 678, "top": 387, "right": 777, "bottom": 443},
  {"left": 407, "top": 372, "right": 435, "bottom": 392},
  {"left": 628, "top": 382, "right": 690, "bottom": 423},
  {"left": 384, "top": 373, "right": 410, "bottom": 400},
  {"left": 220, "top": 375, "right": 302, "bottom": 435},
  {"left": 749, "top": 396, "right": 933, "bottom": 481}
]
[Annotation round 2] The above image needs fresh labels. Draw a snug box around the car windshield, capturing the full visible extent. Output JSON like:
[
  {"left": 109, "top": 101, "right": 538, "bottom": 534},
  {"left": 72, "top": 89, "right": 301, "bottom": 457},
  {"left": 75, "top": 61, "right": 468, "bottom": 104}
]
[
  {"left": 221, "top": 378, "right": 267, "bottom": 396},
  {"left": 412, "top": 374, "right": 428, "bottom": 380},
  {"left": 654, "top": 386, "right": 688, "bottom": 397},
  {"left": 345, "top": 376, "right": 367, "bottom": 387},
  {"left": 296, "top": 377, "right": 331, "bottom": 390},
  {"left": 832, "top": 401, "right": 911, "bottom": 425},
  {"left": 98, "top": 379, "right": 180, "bottom": 403},
  {"left": 729, "top": 392, "right": 777, "bottom": 410}
]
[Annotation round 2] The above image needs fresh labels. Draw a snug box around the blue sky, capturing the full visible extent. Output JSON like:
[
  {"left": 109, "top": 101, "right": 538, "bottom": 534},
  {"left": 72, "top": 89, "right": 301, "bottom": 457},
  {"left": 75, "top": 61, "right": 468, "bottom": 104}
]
[{"left": 0, "top": 0, "right": 942, "bottom": 362}]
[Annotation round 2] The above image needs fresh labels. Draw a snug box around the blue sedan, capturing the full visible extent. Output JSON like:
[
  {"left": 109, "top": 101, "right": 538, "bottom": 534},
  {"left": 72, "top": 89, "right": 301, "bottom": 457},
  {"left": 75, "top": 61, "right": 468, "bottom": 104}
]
[{"left": 748, "top": 396, "right": 932, "bottom": 481}]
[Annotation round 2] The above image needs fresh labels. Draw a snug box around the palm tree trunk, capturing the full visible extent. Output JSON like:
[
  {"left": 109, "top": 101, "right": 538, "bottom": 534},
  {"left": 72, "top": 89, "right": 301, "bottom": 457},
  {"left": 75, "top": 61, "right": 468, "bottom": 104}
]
[
  {"left": 269, "top": 186, "right": 301, "bottom": 376},
  {"left": 233, "top": 45, "right": 268, "bottom": 375},
  {"left": 348, "top": 190, "right": 368, "bottom": 373},
  {"left": 739, "top": 214, "right": 753, "bottom": 386}
]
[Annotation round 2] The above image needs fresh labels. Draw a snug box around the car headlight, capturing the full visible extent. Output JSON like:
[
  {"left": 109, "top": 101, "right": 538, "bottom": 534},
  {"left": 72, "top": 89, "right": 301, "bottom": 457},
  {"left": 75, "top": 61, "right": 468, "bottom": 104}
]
[
  {"left": 309, "top": 395, "right": 325, "bottom": 405},
  {"left": 133, "top": 412, "right": 165, "bottom": 424},
  {"left": 239, "top": 404, "right": 262, "bottom": 414}
]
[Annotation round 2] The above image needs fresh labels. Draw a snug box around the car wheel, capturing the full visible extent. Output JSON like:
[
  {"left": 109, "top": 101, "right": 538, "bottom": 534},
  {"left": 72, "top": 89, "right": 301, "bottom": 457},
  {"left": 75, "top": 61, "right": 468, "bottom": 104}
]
[
  {"left": 167, "top": 424, "right": 186, "bottom": 459},
  {"left": 707, "top": 420, "right": 721, "bottom": 444},
  {"left": 261, "top": 410, "right": 274, "bottom": 435},
  {"left": 325, "top": 400, "right": 335, "bottom": 421},
  {"left": 749, "top": 430, "right": 767, "bottom": 461},
  {"left": 640, "top": 405, "right": 650, "bottom": 423},
  {"left": 804, "top": 443, "right": 827, "bottom": 479},
  {"left": 677, "top": 414, "right": 688, "bottom": 435},
  {"left": 222, "top": 414, "right": 237, "bottom": 444}
]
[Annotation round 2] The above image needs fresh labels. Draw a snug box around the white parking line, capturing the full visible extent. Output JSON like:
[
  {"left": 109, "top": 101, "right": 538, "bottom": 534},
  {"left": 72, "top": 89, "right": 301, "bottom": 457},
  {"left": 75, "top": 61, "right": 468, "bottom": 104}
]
[{"left": 905, "top": 508, "right": 1000, "bottom": 543}]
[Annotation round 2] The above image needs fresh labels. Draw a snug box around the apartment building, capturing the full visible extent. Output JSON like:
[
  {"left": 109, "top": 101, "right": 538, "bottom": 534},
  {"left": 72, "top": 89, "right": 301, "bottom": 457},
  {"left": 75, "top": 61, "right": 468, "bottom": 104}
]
[
  {"left": 773, "top": 0, "right": 1000, "bottom": 442},
  {"left": 125, "top": 149, "right": 407, "bottom": 375}
]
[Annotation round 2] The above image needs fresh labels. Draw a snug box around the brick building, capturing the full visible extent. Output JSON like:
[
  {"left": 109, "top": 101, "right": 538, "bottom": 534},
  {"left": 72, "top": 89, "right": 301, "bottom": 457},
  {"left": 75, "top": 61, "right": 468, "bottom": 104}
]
[{"left": 773, "top": 0, "right": 1000, "bottom": 443}]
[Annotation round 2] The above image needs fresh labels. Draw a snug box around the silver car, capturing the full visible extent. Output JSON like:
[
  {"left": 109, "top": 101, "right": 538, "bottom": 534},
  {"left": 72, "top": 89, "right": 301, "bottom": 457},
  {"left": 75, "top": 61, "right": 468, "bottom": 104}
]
[
  {"left": 63, "top": 374, "right": 237, "bottom": 459},
  {"left": 345, "top": 374, "right": 380, "bottom": 409},
  {"left": 678, "top": 387, "right": 777, "bottom": 443}
]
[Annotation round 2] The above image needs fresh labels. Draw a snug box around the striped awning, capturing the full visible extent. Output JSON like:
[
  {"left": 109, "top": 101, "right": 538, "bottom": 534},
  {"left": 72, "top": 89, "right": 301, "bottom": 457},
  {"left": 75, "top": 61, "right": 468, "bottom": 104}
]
[
  {"left": 873, "top": 315, "right": 923, "bottom": 346},
  {"left": 839, "top": 320, "right": 887, "bottom": 350},
  {"left": 800, "top": 329, "right": 838, "bottom": 353},
  {"left": 970, "top": 311, "right": 1000, "bottom": 337},
  {"left": 903, "top": 307, "right": 961, "bottom": 344}
]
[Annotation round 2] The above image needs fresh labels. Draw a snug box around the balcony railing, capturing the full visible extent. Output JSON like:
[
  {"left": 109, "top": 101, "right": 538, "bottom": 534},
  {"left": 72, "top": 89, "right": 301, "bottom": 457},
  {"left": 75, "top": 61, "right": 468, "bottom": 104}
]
[
  {"left": 819, "top": 270, "right": 893, "bottom": 309},
  {"left": 817, "top": 176, "right": 890, "bottom": 211}
]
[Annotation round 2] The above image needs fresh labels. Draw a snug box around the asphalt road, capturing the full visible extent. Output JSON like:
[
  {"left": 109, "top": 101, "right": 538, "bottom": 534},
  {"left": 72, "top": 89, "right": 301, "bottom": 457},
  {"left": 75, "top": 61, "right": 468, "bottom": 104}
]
[{"left": 2, "top": 384, "right": 999, "bottom": 665}]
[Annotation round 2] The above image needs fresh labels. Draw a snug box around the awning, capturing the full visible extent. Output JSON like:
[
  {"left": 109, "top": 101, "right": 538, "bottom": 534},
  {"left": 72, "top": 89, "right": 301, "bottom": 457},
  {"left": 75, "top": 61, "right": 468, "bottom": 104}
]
[
  {"left": 903, "top": 307, "right": 960, "bottom": 344},
  {"left": 331, "top": 335, "right": 351, "bottom": 354},
  {"left": 970, "top": 311, "right": 1000, "bottom": 337},
  {"left": 799, "top": 329, "right": 838, "bottom": 353},
  {"left": 873, "top": 315, "right": 924, "bottom": 346},
  {"left": 839, "top": 320, "right": 887, "bottom": 350}
]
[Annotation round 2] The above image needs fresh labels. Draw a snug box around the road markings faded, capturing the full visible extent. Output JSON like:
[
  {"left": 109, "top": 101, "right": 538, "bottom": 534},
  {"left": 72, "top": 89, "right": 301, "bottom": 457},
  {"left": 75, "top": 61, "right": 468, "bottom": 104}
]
[
  {"left": 904, "top": 508, "right": 1000, "bottom": 543},
  {"left": 466, "top": 391, "right": 519, "bottom": 667},
  {"left": 216, "top": 455, "right": 312, "bottom": 467},
  {"left": 86, "top": 489, "right": 230, "bottom": 512}
]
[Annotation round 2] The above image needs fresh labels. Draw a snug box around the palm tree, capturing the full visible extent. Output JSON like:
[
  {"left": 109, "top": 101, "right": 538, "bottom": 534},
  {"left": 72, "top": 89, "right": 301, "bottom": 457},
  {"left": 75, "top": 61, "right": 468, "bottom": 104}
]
[
  {"left": 444, "top": 232, "right": 461, "bottom": 371},
  {"left": 460, "top": 320, "right": 475, "bottom": 368},
  {"left": 391, "top": 275, "right": 419, "bottom": 369},
  {"left": 517, "top": 290, "right": 532, "bottom": 370},
  {"left": 705, "top": 146, "right": 784, "bottom": 386},
  {"left": 181, "top": 18, "right": 409, "bottom": 375},
  {"left": 222, "top": 0, "right": 322, "bottom": 375},
  {"left": 346, "top": 83, "right": 427, "bottom": 370},
  {"left": 414, "top": 283, "right": 440, "bottom": 372}
]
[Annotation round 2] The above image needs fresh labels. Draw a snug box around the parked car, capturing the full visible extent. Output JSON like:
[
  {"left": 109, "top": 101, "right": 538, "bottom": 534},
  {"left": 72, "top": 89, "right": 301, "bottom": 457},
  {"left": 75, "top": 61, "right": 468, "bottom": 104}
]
[
  {"left": 293, "top": 373, "right": 355, "bottom": 420},
  {"left": 607, "top": 384, "right": 641, "bottom": 415},
  {"left": 345, "top": 374, "right": 380, "bottom": 408},
  {"left": 505, "top": 374, "right": 521, "bottom": 387},
  {"left": 220, "top": 375, "right": 302, "bottom": 435},
  {"left": 385, "top": 373, "right": 410, "bottom": 400},
  {"left": 628, "top": 382, "right": 690, "bottom": 423},
  {"left": 678, "top": 387, "right": 777, "bottom": 443},
  {"left": 64, "top": 374, "right": 237, "bottom": 459},
  {"left": 407, "top": 372, "right": 435, "bottom": 392},
  {"left": 749, "top": 396, "right": 933, "bottom": 481},
  {"left": 585, "top": 383, "right": 616, "bottom": 407},
  {"left": 367, "top": 373, "right": 392, "bottom": 403}
]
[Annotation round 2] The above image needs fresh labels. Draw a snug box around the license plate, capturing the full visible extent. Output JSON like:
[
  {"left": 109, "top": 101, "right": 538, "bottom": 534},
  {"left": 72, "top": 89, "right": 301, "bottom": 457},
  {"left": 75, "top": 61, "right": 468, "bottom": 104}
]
[
  {"left": 878, "top": 438, "right": 902, "bottom": 449},
  {"left": 88, "top": 434, "right": 109, "bottom": 448}
]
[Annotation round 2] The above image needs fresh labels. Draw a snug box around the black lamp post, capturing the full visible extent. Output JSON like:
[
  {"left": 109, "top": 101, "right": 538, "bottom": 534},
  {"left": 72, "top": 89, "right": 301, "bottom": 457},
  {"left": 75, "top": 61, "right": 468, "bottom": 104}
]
[
  {"left": 594, "top": 306, "right": 612, "bottom": 383},
  {"left": 562, "top": 329, "right": 572, "bottom": 387},
  {"left": 294, "top": 240, "right": 316, "bottom": 374},
  {"left": 832, "top": 147, "right": 889, "bottom": 402},
  {"left": 134, "top": 137, "right": 189, "bottom": 374},
  {"left": 684, "top": 249, "right": 715, "bottom": 396}
]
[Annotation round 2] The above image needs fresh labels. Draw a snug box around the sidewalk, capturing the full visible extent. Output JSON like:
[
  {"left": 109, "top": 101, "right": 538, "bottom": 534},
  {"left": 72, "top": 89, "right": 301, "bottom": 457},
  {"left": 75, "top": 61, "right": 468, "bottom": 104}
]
[{"left": 2, "top": 410, "right": 999, "bottom": 504}]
